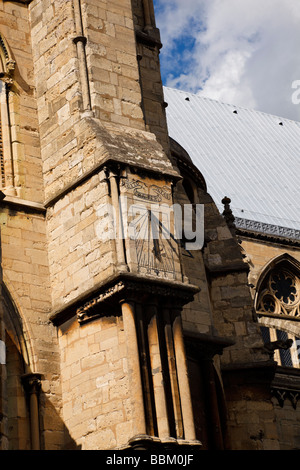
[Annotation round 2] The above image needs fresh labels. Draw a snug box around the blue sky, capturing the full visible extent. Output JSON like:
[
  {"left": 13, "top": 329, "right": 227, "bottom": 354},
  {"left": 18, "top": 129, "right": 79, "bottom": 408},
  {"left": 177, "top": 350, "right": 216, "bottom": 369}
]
[{"left": 153, "top": 0, "right": 300, "bottom": 121}]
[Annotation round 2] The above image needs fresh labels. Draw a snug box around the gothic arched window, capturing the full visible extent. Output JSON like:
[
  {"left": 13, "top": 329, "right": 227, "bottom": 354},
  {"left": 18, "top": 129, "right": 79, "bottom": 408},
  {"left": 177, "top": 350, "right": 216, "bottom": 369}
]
[
  {"left": 256, "top": 253, "right": 300, "bottom": 318},
  {"left": 257, "top": 268, "right": 300, "bottom": 317},
  {"left": 256, "top": 255, "right": 300, "bottom": 369}
]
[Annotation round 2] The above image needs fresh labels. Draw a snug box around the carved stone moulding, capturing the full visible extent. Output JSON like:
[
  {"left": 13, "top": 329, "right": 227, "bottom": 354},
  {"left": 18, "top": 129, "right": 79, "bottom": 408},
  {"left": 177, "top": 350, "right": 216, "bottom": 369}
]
[
  {"left": 271, "top": 387, "right": 300, "bottom": 409},
  {"left": 76, "top": 275, "right": 199, "bottom": 325}
]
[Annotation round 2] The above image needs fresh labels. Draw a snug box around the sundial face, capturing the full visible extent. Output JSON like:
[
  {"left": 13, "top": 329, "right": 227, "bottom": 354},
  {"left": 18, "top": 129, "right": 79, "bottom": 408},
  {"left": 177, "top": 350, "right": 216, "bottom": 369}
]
[
  {"left": 132, "top": 205, "right": 177, "bottom": 277},
  {"left": 120, "top": 174, "right": 182, "bottom": 280}
]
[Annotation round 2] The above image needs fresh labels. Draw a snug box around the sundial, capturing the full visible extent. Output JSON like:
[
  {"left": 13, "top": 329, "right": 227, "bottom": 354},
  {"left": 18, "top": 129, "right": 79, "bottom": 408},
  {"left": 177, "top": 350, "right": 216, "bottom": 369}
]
[
  {"left": 121, "top": 176, "right": 181, "bottom": 279},
  {"left": 132, "top": 207, "right": 177, "bottom": 277}
]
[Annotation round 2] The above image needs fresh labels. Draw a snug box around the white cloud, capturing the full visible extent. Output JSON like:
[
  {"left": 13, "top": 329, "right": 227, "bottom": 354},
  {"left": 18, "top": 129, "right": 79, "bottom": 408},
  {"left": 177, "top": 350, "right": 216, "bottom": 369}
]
[{"left": 154, "top": 0, "right": 300, "bottom": 120}]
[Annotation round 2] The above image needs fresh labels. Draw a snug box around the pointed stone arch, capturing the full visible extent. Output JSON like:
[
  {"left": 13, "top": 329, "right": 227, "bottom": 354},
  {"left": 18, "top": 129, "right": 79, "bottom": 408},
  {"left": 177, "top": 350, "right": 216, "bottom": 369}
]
[
  {"left": 1, "top": 282, "right": 32, "bottom": 449},
  {"left": 1, "top": 281, "right": 42, "bottom": 449},
  {"left": 2, "top": 282, "right": 32, "bottom": 370}
]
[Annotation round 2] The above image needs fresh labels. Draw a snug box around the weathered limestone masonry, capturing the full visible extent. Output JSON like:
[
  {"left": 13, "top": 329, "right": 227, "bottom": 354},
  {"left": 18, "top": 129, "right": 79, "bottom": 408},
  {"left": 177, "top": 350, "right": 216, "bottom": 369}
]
[
  {"left": 0, "top": 0, "right": 63, "bottom": 451},
  {"left": 0, "top": 0, "right": 283, "bottom": 451},
  {"left": 238, "top": 235, "right": 300, "bottom": 449},
  {"left": 29, "top": 0, "right": 200, "bottom": 450},
  {"left": 169, "top": 141, "right": 280, "bottom": 450},
  {"left": 202, "top": 205, "right": 281, "bottom": 450},
  {"left": 0, "top": 0, "right": 44, "bottom": 202}
]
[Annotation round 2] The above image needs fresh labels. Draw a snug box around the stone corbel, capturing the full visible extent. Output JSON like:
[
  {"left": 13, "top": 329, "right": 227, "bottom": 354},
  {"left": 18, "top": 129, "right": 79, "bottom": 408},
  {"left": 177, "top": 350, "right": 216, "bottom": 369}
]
[
  {"left": 0, "top": 61, "right": 15, "bottom": 85},
  {"left": 264, "top": 338, "right": 293, "bottom": 360}
]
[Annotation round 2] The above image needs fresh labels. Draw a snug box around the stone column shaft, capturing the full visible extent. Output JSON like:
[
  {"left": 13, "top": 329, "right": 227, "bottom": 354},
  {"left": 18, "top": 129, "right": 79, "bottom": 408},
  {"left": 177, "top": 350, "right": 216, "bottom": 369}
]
[
  {"left": 22, "top": 373, "right": 42, "bottom": 451},
  {"left": 73, "top": 0, "right": 91, "bottom": 111},
  {"left": 0, "top": 292, "right": 7, "bottom": 450},
  {"left": 163, "top": 309, "right": 183, "bottom": 439},
  {"left": 172, "top": 312, "right": 196, "bottom": 441},
  {"left": 203, "top": 359, "right": 224, "bottom": 450},
  {"left": 142, "top": 0, "right": 152, "bottom": 30},
  {"left": 109, "top": 171, "right": 128, "bottom": 272},
  {"left": 121, "top": 301, "right": 147, "bottom": 437},
  {"left": 147, "top": 304, "right": 170, "bottom": 439},
  {"left": 1, "top": 84, "right": 16, "bottom": 195}
]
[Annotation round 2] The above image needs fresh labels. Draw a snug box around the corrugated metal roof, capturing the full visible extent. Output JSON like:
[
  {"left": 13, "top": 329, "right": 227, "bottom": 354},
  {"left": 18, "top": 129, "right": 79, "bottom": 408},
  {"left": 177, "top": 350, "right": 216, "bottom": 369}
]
[{"left": 163, "top": 86, "right": 300, "bottom": 239}]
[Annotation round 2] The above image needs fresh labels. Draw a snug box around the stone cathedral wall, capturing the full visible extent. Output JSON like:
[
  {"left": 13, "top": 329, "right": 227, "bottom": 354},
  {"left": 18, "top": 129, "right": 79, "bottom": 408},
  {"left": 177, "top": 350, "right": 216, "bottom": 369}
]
[{"left": 0, "top": 0, "right": 297, "bottom": 451}]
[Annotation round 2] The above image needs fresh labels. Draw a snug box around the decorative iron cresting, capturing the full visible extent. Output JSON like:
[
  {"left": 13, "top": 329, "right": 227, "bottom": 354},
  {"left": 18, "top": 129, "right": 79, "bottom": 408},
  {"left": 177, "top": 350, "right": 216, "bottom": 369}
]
[{"left": 235, "top": 217, "right": 300, "bottom": 241}]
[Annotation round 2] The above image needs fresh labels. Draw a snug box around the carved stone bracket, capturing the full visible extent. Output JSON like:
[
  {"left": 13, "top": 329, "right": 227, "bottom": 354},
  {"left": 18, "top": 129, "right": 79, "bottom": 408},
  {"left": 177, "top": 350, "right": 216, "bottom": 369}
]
[
  {"left": 264, "top": 339, "right": 293, "bottom": 360},
  {"left": 76, "top": 281, "right": 126, "bottom": 324}
]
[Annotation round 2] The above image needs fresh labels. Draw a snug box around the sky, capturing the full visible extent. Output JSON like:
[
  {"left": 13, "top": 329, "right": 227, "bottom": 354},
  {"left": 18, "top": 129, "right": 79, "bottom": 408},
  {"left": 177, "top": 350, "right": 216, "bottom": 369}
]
[{"left": 153, "top": 0, "right": 300, "bottom": 122}]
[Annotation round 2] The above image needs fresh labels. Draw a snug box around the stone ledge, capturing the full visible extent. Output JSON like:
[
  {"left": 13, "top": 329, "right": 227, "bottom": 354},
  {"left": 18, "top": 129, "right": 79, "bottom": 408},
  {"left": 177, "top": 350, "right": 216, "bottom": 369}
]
[
  {"left": 205, "top": 259, "right": 250, "bottom": 276},
  {"left": 50, "top": 271, "right": 200, "bottom": 327},
  {"left": 135, "top": 29, "right": 162, "bottom": 49},
  {"left": 44, "top": 156, "right": 181, "bottom": 209},
  {"left": 237, "top": 228, "right": 300, "bottom": 247},
  {"left": 184, "top": 330, "right": 236, "bottom": 359},
  {"left": 0, "top": 195, "right": 46, "bottom": 214}
]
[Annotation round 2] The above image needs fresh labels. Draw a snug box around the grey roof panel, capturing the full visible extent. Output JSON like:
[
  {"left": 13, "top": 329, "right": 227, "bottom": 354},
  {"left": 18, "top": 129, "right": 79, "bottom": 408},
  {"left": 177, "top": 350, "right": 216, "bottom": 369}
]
[{"left": 164, "top": 87, "right": 300, "bottom": 236}]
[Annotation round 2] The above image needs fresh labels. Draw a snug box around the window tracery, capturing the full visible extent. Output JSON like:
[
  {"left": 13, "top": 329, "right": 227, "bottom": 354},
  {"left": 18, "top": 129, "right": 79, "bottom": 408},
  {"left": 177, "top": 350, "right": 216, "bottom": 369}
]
[
  {"left": 256, "top": 257, "right": 300, "bottom": 369},
  {"left": 257, "top": 268, "right": 300, "bottom": 317}
]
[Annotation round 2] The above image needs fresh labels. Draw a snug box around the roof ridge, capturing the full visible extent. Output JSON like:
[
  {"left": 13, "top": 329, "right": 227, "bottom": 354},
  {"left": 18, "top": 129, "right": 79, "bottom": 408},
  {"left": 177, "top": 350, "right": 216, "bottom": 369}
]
[{"left": 163, "top": 86, "right": 300, "bottom": 124}]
